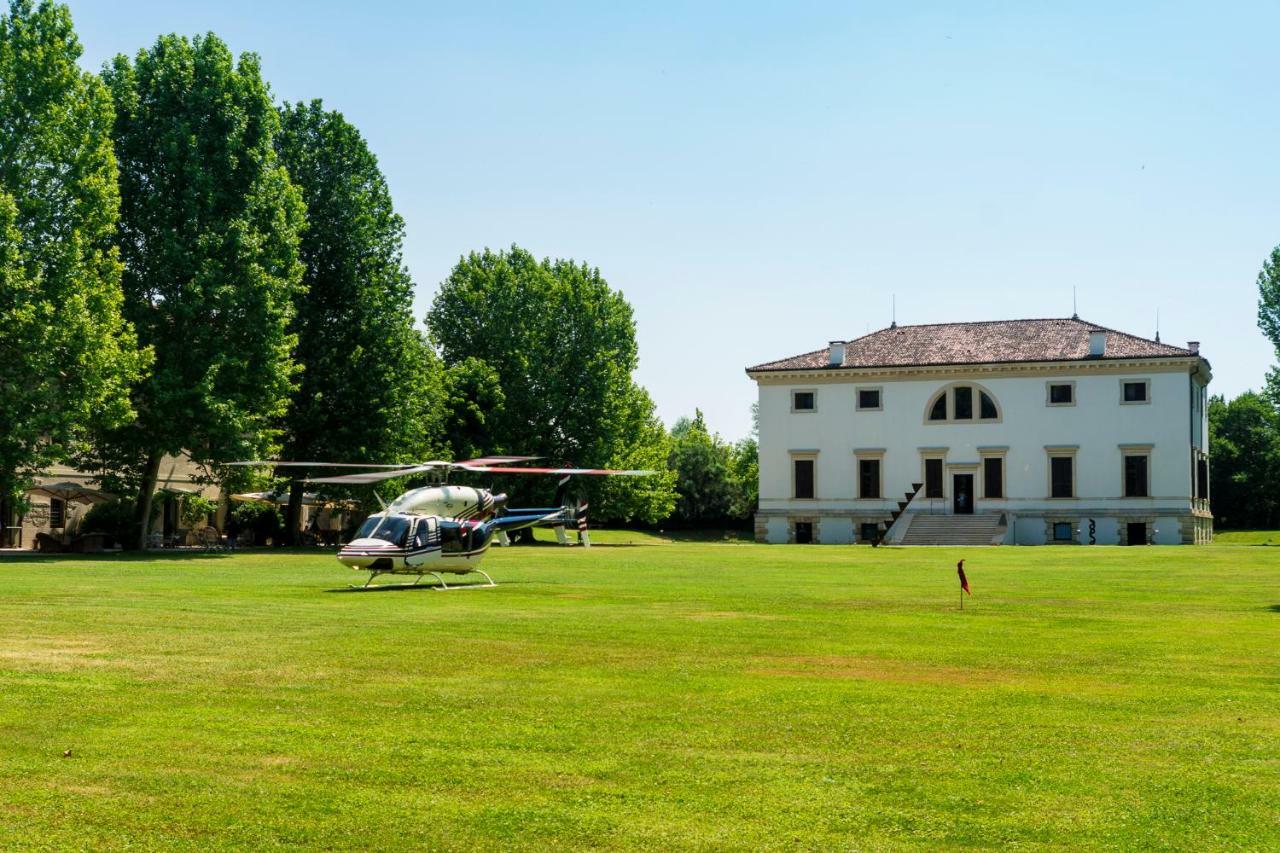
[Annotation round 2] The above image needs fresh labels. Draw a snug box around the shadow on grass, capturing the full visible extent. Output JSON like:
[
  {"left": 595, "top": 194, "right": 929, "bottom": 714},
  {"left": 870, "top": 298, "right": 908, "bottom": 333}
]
[
  {"left": 1267, "top": 605, "right": 1280, "bottom": 613},
  {"left": 326, "top": 581, "right": 498, "bottom": 593},
  {"left": 0, "top": 550, "right": 233, "bottom": 564}
]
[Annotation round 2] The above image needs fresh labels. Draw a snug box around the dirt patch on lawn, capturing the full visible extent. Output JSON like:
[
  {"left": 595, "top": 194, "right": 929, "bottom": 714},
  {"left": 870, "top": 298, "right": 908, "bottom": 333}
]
[
  {"left": 0, "top": 638, "right": 110, "bottom": 671},
  {"left": 686, "top": 611, "right": 789, "bottom": 621},
  {"left": 750, "top": 654, "right": 1013, "bottom": 687}
]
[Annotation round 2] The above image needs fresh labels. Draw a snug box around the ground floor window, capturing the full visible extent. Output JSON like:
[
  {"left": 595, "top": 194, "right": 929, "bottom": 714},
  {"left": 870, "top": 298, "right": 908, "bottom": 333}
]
[
  {"left": 1050, "top": 455, "right": 1074, "bottom": 498},
  {"left": 1123, "top": 454, "right": 1149, "bottom": 498},
  {"left": 983, "top": 456, "right": 1003, "bottom": 499},
  {"left": 1052, "top": 521, "right": 1073, "bottom": 542},
  {"left": 924, "top": 458, "right": 943, "bottom": 498},
  {"left": 859, "top": 522, "right": 879, "bottom": 543},
  {"left": 793, "top": 458, "right": 815, "bottom": 499},
  {"left": 794, "top": 521, "right": 813, "bottom": 544},
  {"left": 859, "top": 458, "right": 881, "bottom": 499},
  {"left": 49, "top": 498, "right": 65, "bottom": 529}
]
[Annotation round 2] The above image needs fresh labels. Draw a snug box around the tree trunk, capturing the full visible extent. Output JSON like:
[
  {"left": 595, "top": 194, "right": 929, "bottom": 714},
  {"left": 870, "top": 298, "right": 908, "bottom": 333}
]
[
  {"left": 132, "top": 451, "right": 163, "bottom": 550},
  {"left": 285, "top": 479, "right": 305, "bottom": 546}
]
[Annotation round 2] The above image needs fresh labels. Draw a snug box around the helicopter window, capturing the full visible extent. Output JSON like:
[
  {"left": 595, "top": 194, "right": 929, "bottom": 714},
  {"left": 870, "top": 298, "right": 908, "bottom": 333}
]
[
  {"left": 411, "top": 518, "right": 439, "bottom": 550},
  {"left": 354, "top": 515, "right": 410, "bottom": 546},
  {"left": 439, "top": 521, "right": 481, "bottom": 554}
]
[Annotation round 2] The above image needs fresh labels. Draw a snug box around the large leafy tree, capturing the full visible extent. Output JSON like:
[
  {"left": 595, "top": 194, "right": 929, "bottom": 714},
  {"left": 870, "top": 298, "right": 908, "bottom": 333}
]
[
  {"left": 92, "top": 34, "right": 305, "bottom": 548},
  {"left": 668, "top": 411, "right": 734, "bottom": 523},
  {"left": 1208, "top": 392, "right": 1280, "bottom": 529},
  {"left": 0, "top": 0, "right": 145, "bottom": 506},
  {"left": 1257, "top": 245, "right": 1280, "bottom": 405},
  {"left": 274, "top": 100, "right": 443, "bottom": 540},
  {"left": 427, "top": 246, "right": 675, "bottom": 522}
]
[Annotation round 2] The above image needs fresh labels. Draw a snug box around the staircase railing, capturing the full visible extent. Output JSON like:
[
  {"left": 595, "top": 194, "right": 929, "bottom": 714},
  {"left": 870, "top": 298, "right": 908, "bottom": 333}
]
[{"left": 874, "top": 482, "right": 923, "bottom": 546}]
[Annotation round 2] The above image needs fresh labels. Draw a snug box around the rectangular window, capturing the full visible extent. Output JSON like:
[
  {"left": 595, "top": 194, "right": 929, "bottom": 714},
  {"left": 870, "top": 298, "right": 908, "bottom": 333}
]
[
  {"left": 1196, "top": 458, "right": 1209, "bottom": 500},
  {"left": 793, "top": 458, "right": 814, "bottom": 499},
  {"left": 792, "top": 390, "right": 815, "bottom": 411},
  {"left": 1122, "top": 381, "right": 1149, "bottom": 403},
  {"left": 1050, "top": 456, "right": 1074, "bottom": 498},
  {"left": 983, "top": 457, "right": 1003, "bottom": 499},
  {"left": 954, "top": 386, "right": 973, "bottom": 419},
  {"left": 49, "top": 499, "right": 65, "bottom": 529},
  {"left": 857, "top": 388, "right": 881, "bottom": 410},
  {"left": 859, "top": 459, "right": 881, "bottom": 499},
  {"left": 859, "top": 522, "right": 879, "bottom": 544},
  {"left": 1048, "top": 383, "right": 1074, "bottom": 405},
  {"left": 1124, "top": 454, "right": 1148, "bottom": 497},
  {"left": 1053, "top": 521, "right": 1074, "bottom": 542},
  {"left": 794, "top": 521, "right": 813, "bottom": 544},
  {"left": 924, "top": 458, "right": 943, "bottom": 498}
]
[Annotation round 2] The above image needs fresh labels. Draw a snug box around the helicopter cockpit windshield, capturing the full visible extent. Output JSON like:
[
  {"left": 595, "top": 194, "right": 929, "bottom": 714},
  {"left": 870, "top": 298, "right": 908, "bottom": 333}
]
[{"left": 354, "top": 514, "right": 411, "bottom": 546}]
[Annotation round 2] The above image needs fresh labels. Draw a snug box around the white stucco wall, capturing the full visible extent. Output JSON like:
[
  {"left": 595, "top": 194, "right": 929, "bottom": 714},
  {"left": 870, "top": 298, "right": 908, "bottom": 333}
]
[{"left": 754, "top": 359, "right": 1208, "bottom": 544}]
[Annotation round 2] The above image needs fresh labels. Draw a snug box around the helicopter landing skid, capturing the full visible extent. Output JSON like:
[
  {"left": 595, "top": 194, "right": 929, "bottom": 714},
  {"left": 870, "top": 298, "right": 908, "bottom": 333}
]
[{"left": 349, "top": 569, "right": 497, "bottom": 590}]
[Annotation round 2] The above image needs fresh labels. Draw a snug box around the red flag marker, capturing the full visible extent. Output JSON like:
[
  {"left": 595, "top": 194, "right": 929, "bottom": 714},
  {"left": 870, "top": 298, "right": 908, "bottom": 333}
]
[{"left": 957, "top": 559, "right": 971, "bottom": 608}]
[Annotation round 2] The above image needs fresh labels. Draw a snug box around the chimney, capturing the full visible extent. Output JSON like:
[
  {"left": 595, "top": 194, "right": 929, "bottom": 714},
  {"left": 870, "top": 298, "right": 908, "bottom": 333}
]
[
  {"left": 1088, "top": 330, "right": 1106, "bottom": 357},
  {"left": 1187, "top": 341, "right": 1199, "bottom": 354},
  {"left": 828, "top": 340, "right": 845, "bottom": 367}
]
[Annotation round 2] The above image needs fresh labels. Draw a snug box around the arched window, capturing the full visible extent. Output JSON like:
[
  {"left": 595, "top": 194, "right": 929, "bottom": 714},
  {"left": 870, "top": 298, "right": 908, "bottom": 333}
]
[{"left": 925, "top": 384, "right": 1001, "bottom": 424}]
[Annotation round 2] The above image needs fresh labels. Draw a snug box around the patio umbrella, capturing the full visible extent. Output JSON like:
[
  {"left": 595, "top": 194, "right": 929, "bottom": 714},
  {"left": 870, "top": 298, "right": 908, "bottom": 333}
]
[{"left": 28, "top": 482, "right": 112, "bottom": 504}]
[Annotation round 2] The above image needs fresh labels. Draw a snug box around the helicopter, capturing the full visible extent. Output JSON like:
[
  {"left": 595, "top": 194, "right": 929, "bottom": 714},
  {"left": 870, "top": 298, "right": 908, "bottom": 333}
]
[{"left": 229, "top": 456, "right": 652, "bottom": 588}]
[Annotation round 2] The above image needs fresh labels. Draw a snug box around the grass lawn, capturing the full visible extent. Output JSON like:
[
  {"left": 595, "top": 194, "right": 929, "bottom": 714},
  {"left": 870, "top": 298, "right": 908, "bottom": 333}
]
[{"left": 0, "top": 539, "right": 1277, "bottom": 849}]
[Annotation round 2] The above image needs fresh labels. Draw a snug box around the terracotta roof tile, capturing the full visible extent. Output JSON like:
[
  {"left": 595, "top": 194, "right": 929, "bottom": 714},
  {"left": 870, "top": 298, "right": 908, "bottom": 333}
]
[{"left": 747, "top": 318, "right": 1195, "bottom": 372}]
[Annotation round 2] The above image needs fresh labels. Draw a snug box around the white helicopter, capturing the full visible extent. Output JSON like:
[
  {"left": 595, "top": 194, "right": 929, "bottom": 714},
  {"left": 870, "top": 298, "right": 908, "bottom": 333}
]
[{"left": 230, "top": 456, "right": 652, "bottom": 589}]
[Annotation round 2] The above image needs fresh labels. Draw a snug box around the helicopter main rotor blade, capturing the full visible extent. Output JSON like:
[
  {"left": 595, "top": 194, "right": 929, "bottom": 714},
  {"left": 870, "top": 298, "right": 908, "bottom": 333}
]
[
  {"left": 455, "top": 465, "right": 655, "bottom": 476},
  {"left": 305, "top": 463, "right": 448, "bottom": 485},
  {"left": 225, "top": 461, "right": 417, "bottom": 469},
  {"left": 455, "top": 455, "right": 542, "bottom": 466}
]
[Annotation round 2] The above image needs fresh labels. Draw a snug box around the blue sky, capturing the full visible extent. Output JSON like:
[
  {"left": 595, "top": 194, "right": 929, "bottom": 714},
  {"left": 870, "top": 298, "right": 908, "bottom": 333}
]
[{"left": 72, "top": 1, "right": 1280, "bottom": 440}]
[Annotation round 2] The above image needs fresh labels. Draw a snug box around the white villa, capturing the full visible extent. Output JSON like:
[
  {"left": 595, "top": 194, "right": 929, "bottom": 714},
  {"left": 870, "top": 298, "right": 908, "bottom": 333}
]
[{"left": 746, "top": 318, "right": 1212, "bottom": 546}]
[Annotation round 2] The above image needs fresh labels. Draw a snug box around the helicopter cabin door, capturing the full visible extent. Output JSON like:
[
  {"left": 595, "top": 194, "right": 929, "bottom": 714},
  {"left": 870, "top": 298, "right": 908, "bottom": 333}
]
[{"left": 405, "top": 517, "right": 439, "bottom": 567}]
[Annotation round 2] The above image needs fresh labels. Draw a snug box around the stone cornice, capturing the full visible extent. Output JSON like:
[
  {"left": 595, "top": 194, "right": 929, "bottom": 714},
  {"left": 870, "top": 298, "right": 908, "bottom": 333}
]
[{"left": 746, "top": 356, "right": 1203, "bottom": 385}]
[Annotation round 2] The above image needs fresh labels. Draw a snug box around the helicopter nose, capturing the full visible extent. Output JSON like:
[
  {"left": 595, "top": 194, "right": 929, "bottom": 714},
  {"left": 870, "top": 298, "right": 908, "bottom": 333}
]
[{"left": 338, "top": 537, "right": 396, "bottom": 568}]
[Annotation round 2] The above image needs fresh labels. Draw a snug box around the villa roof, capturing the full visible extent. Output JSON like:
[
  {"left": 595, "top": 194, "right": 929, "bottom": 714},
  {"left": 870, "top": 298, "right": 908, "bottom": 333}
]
[{"left": 747, "top": 317, "right": 1198, "bottom": 373}]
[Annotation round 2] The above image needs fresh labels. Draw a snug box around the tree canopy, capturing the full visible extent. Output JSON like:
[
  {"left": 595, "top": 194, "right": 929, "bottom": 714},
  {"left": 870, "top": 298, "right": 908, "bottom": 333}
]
[
  {"left": 1256, "top": 244, "right": 1280, "bottom": 404},
  {"left": 274, "top": 100, "right": 444, "bottom": 536},
  {"left": 1208, "top": 392, "right": 1280, "bottom": 529},
  {"left": 93, "top": 33, "right": 305, "bottom": 547},
  {"left": 0, "top": 0, "right": 145, "bottom": 504},
  {"left": 428, "top": 246, "right": 675, "bottom": 522}
]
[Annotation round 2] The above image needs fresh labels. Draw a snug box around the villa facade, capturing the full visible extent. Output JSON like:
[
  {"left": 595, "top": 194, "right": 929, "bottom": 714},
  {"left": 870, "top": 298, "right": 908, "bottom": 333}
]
[{"left": 747, "top": 318, "right": 1212, "bottom": 545}]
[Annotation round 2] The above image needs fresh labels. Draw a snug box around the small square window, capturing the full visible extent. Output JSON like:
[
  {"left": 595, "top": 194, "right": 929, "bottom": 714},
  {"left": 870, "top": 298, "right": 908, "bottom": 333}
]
[
  {"left": 857, "top": 388, "right": 881, "bottom": 410},
  {"left": 1048, "top": 383, "right": 1073, "bottom": 405},
  {"left": 792, "top": 390, "right": 816, "bottom": 412},
  {"left": 1053, "top": 521, "right": 1074, "bottom": 542},
  {"left": 1122, "top": 381, "right": 1149, "bottom": 403},
  {"left": 859, "top": 522, "right": 880, "bottom": 544},
  {"left": 794, "top": 521, "right": 813, "bottom": 544}
]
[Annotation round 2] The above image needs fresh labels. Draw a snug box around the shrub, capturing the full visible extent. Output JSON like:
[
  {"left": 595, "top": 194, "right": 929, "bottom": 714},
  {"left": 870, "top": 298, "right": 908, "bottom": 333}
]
[
  {"left": 228, "top": 501, "right": 283, "bottom": 545},
  {"left": 79, "top": 500, "right": 135, "bottom": 545}
]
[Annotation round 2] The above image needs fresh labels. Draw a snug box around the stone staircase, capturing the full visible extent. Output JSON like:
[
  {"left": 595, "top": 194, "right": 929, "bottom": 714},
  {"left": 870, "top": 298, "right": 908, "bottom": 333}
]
[{"left": 899, "top": 513, "right": 1007, "bottom": 546}]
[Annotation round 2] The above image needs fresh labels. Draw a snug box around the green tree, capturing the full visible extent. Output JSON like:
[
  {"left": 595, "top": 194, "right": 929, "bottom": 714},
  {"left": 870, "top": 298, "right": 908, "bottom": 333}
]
[
  {"left": 92, "top": 34, "right": 305, "bottom": 548},
  {"left": 728, "top": 436, "right": 759, "bottom": 522},
  {"left": 427, "top": 245, "right": 675, "bottom": 522},
  {"left": 441, "top": 357, "right": 506, "bottom": 463},
  {"left": 1257, "top": 245, "right": 1280, "bottom": 404},
  {"left": 668, "top": 410, "right": 734, "bottom": 523},
  {"left": 273, "top": 100, "right": 443, "bottom": 541},
  {"left": 1208, "top": 392, "right": 1280, "bottom": 529},
  {"left": 0, "top": 0, "right": 146, "bottom": 506}
]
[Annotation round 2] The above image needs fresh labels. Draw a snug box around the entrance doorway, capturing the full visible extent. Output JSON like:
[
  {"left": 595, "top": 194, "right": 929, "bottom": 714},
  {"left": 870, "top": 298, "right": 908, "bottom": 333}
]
[
  {"left": 953, "top": 474, "right": 974, "bottom": 514},
  {"left": 1126, "top": 522, "right": 1147, "bottom": 546}
]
